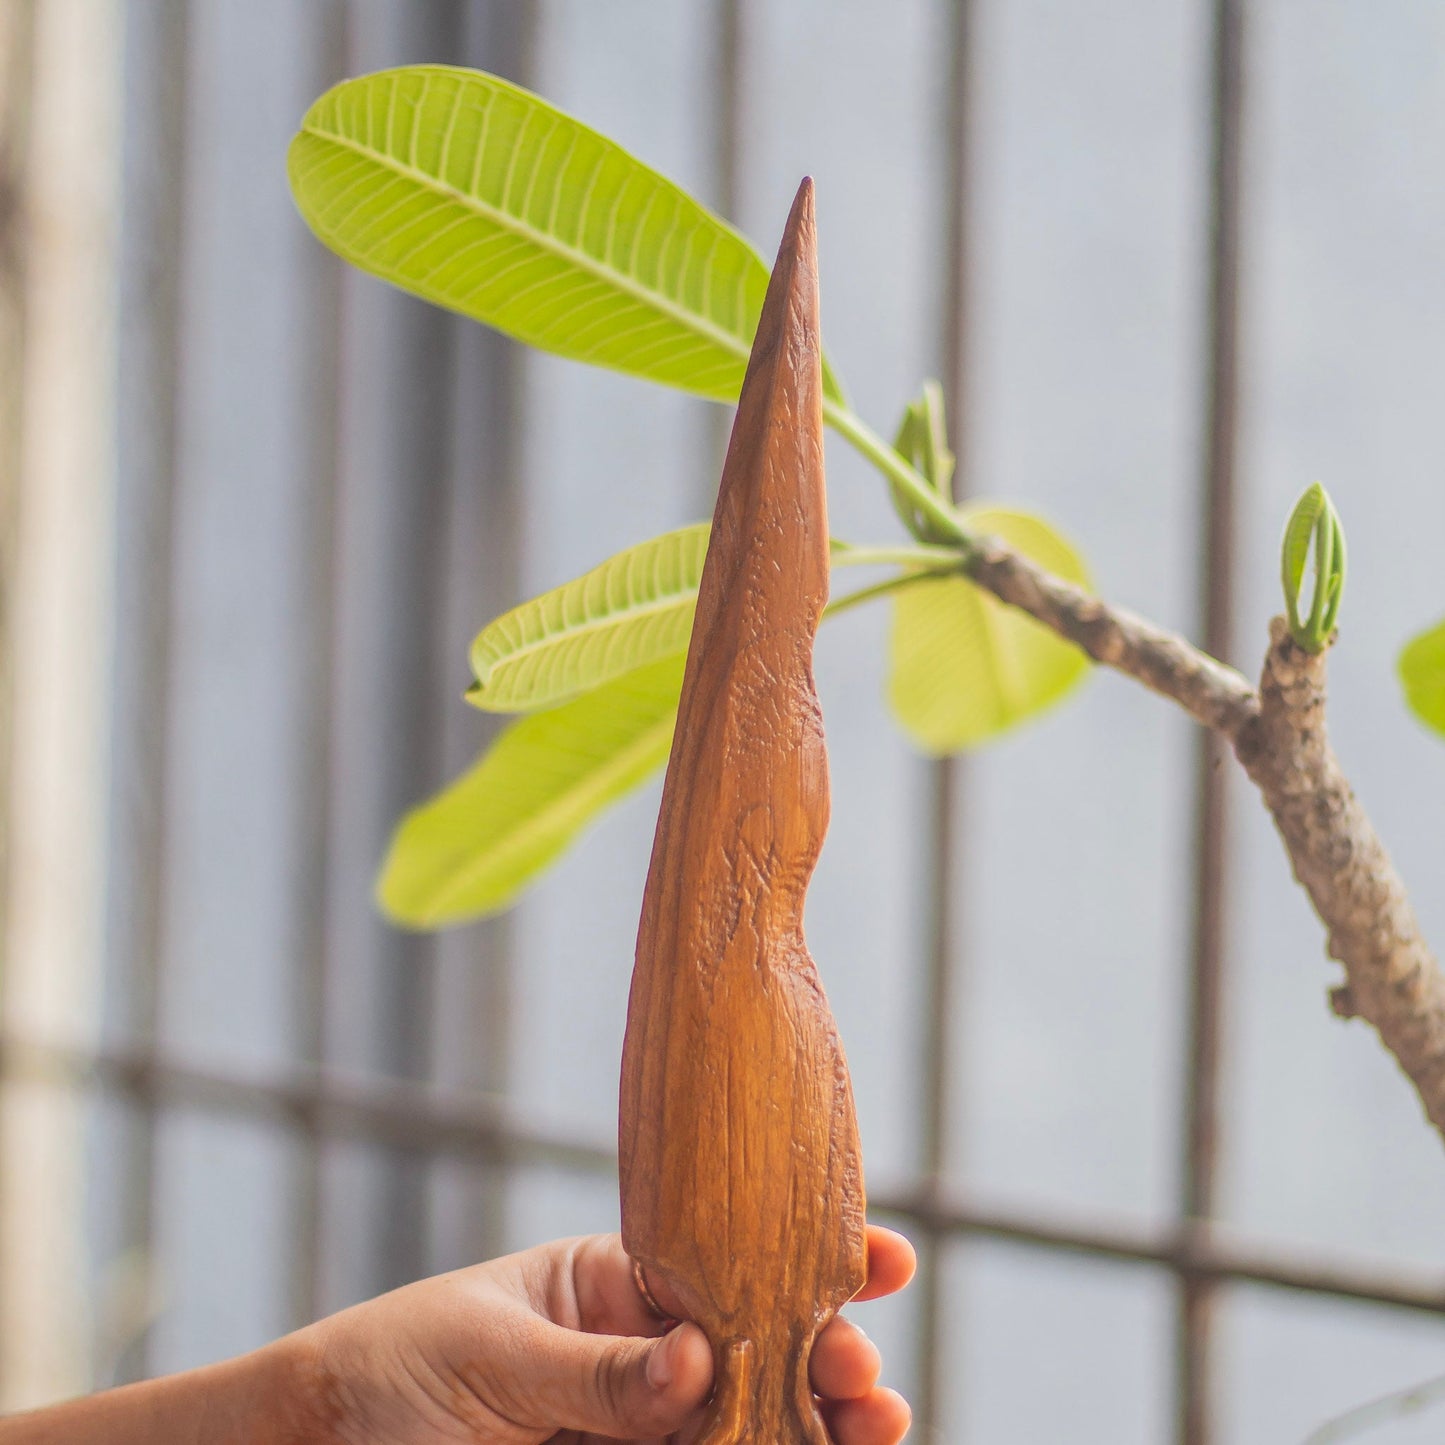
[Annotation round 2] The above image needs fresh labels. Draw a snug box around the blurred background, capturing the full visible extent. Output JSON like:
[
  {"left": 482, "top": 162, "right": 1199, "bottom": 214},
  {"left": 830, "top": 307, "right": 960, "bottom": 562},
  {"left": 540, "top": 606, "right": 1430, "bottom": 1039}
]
[{"left": 4, "top": 1, "right": 1445, "bottom": 1441}]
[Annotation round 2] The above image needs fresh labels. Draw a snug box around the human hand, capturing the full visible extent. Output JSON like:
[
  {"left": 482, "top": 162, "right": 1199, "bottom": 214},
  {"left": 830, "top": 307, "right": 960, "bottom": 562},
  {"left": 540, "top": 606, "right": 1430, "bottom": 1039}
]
[{"left": 301, "top": 1224, "right": 915, "bottom": 1445}]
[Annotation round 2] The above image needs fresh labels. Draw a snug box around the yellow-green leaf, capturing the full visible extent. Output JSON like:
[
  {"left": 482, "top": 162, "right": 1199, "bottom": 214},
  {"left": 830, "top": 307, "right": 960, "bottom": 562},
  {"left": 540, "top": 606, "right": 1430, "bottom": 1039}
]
[
  {"left": 1281, "top": 482, "right": 1328, "bottom": 616},
  {"left": 469, "top": 526, "right": 881, "bottom": 712},
  {"left": 379, "top": 655, "right": 683, "bottom": 927},
  {"left": 1280, "top": 482, "right": 1346, "bottom": 651},
  {"left": 888, "top": 505, "right": 1091, "bottom": 754},
  {"left": 289, "top": 66, "right": 845, "bottom": 404},
  {"left": 1399, "top": 618, "right": 1445, "bottom": 738},
  {"left": 469, "top": 525, "right": 707, "bottom": 712}
]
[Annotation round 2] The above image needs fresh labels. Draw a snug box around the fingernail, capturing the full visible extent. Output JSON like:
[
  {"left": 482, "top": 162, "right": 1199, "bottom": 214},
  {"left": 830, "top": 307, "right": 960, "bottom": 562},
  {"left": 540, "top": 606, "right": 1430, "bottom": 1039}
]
[{"left": 646, "top": 1328, "right": 677, "bottom": 1390}]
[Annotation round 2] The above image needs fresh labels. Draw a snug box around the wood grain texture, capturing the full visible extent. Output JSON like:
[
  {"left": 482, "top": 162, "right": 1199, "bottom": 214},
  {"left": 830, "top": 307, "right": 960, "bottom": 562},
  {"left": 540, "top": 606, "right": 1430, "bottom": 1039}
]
[{"left": 619, "top": 178, "right": 867, "bottom": 1445}]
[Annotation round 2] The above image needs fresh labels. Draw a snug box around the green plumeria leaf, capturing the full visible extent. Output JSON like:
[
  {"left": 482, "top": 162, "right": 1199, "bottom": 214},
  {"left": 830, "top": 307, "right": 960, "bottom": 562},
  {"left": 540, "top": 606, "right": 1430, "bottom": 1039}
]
[
  {"left": 1280, "top": 482, "right": 1346, "bottom": 652},
  {"left": 378, "top": 654, "right": 685, "bottom": 927},
  {"left": 1399, "top": 618, "right": 1445, "bottom": 739},
  {"left": 887, "top": 505, "right": 1091, "bottom": 754},
  {"left": 288, "top": 65, "right": 845, "bottom": 404},
  {"left": 469, "top": 526, "right": 886, "bottom": 712},
  {"left": 469, "top": 525, "right": 708, "bottom": 712}
]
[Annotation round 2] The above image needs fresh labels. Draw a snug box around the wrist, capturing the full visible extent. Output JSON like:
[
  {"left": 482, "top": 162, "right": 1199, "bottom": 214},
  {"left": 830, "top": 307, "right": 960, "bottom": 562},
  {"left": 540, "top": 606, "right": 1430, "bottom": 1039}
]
[{"left": 235, "top": 1326, "right": 348, "bottom": 1445}]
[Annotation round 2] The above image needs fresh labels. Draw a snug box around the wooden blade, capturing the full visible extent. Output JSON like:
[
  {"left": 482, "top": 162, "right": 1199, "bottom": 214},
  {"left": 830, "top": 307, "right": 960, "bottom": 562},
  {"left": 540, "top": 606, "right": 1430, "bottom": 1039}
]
[{"left": 619, "top": 178, "right": 867, "bottom": 1445}]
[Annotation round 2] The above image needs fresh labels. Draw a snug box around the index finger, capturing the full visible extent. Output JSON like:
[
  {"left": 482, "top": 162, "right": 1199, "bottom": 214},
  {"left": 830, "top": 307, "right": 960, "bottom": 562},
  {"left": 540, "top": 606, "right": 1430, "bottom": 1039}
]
[{"left": 851, "top": 1225, "right": 916, "bottom": 1303}]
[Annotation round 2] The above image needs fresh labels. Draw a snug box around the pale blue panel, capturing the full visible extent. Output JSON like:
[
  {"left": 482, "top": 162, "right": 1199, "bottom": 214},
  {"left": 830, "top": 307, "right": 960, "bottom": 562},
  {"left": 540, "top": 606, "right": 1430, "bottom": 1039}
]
[
  {"left": 1223, "top": 1288, "right": 1445, "bottom": 1445},
  {"left": 155, "top": 0, "right": 326, "bottom": 1071},
  {"left": 506, "top": 1166, "right": 620, "bottom": 1254},
  {"left": 81, "top": 1094, "right": 139, "bottom": 1390},
  {"left": 316, "top": 1138, "right": 394, "bottom": 1317},
  {"left": 149, "top": 1110, "right": 292, "bottom": 1374},
  {"left": 318, "top": 1133, "right": 476, "bottom": 1318},
  {"left": 955, "top": 0, "right": 1205, "bottom": 1221},
  {"left": 736, "top": 0, "right": 950, "bottom": 433},
  {"left": 427, "top": 1155, "right": 509, "bottom": 1275},
  {"left": 948, "top": 1242, "right": 1171, "bottom": 1444},
  {"left": 105, "top": 0, "right": 187, "bottom": 1049},
  {"left": 1227, "top": 0, "right": 1445, "bottom": 1262}
]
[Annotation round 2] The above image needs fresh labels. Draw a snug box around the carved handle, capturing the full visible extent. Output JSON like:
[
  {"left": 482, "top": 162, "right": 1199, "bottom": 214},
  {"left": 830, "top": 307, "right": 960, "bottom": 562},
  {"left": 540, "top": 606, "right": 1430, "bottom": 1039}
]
[
  {"left": 698, "top": 1335, "right": 819, "bottom": 1445},
  {"left": 619, "top": 178, "right": 867, "bottom": 1444}
]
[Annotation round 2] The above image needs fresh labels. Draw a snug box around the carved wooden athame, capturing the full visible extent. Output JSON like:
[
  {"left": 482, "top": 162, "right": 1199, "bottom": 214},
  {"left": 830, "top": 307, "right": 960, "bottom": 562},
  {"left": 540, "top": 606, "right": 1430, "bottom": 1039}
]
[{"left": 619, "top": 178, "right": 867, "bottom": 1445}]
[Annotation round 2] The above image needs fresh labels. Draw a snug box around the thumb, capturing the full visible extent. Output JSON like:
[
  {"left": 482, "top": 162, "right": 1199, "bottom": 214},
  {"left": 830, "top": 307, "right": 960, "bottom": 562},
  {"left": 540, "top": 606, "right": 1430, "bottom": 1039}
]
[{"left": 526, "top": 1319, "right": 713, "bottom": 1439}]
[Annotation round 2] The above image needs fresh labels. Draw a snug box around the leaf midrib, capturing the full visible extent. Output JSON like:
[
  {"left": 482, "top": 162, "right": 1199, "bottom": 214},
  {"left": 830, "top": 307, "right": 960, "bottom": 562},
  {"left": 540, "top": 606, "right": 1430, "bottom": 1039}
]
[{"left": 299, "top": 120, "right": 753, "bottom": 372}]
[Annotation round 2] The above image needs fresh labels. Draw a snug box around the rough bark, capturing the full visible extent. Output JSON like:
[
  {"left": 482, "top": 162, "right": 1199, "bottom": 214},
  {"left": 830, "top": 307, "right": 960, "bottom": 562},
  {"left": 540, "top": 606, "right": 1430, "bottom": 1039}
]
[
  {"left": 968, "top": 536, "right": 1258, "bottom": 737},
  {"left": 1232, "top": 619, "right": 1445, "bottom": 1138}
]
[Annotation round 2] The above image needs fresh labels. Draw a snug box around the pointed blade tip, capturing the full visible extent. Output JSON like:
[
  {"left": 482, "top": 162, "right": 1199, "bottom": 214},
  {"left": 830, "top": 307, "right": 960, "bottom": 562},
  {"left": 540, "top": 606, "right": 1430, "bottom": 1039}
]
[
  {"left": 789, "top": 175, "right": 815, "bottom": 226},
  {"left": 774, "top": 177, "right": 819, "bottom": 286}
]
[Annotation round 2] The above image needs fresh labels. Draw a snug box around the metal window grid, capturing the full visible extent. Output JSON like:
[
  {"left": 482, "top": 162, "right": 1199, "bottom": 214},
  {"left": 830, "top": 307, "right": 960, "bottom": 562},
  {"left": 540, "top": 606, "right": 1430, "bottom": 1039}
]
[{"left": 4, "top": 3, "right": 1445, "bottom": 1443}]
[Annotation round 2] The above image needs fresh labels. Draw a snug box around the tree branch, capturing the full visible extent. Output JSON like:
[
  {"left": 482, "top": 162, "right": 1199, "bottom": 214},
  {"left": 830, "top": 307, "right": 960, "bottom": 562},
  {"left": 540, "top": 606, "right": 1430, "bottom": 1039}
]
[
  {"left": 965, "top": 535, "right": 1445, "bottom": 1143},
  {"left": 967, "top": 537, "right": 1258, "bottom": 735}
]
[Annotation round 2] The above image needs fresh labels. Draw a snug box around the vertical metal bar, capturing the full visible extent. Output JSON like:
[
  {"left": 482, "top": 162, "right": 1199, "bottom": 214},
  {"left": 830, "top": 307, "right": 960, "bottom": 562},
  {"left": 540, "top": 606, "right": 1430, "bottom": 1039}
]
[
  {"left": 291, "top": 0, "right": 351, "bottom": 1330},
  {"left": 708, "top": 0, "right": 744, "bottom": 480},
  {"left": 106, "top": 0, "right": 191, "bottom": 1384},
  {"left": 714, "top": 0, "right": 742, "bottom": 223},
  {"left": 916, "top": 794, "right": 959, "bottom": 1440},
  {"left": 1176, "top": 2, "right": 1245, "bottom": 1442},
  {"left": 917, "top": 1, "right": 974, "bottom": 1435}
]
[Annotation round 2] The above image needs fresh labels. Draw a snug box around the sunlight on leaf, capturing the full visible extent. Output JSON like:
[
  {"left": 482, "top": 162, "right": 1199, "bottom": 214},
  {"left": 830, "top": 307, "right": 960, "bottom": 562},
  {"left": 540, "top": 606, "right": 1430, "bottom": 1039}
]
[
  {"left": 1399, "top": 617, "right": 1445, "bottom": 739},
  {"left": 469, "top": 525, "right": 707, "bottom": 712},
  {"left": 887, "top": 506, "right": 1091, "bottom": 754},
  {"left": 378, "top": 655, "right": 684, "bottom": 927},
  {"left": 289, "top": 66, "right": 844, "bottom": 404}
]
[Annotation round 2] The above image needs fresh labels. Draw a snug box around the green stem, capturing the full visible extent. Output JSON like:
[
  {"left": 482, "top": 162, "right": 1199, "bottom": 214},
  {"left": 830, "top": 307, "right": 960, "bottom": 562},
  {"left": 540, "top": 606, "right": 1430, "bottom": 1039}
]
[
  {"left": 831, "top": 541, "right": 966, "bottom": 570},
  {"left": 824, "top": 567, "right": 956, "bottom": 620},
  {"left": 823, "top": 399, "right": 974, "bottom": 549}
]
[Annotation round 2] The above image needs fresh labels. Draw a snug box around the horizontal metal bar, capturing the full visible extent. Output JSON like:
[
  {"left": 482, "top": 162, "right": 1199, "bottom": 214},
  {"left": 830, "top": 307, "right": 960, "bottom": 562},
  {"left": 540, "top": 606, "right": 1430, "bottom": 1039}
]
[
  {"left": 6, "top": 1034, "right": 1445, "bottom": 1318},
  {"left": 873, "top": 1190, "right": 1445, "bottom": 1318},
  {"left": 0, "top": 1035, "right": 615, "bottom": 1175}
]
